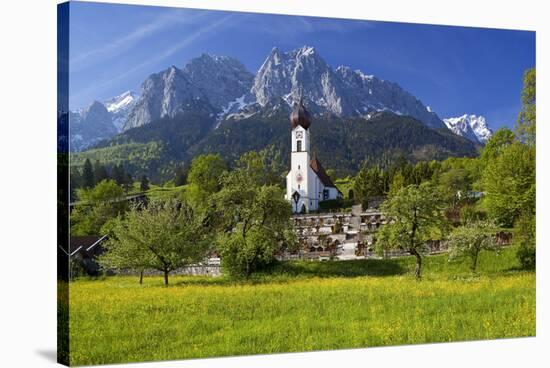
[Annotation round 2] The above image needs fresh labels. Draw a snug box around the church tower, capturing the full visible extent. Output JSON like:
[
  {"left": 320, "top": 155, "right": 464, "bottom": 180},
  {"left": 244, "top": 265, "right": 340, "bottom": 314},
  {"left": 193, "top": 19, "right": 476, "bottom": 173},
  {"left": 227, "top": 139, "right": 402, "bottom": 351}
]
[{"left": 286, "top": 98, "right": 313, "bottom": 213}]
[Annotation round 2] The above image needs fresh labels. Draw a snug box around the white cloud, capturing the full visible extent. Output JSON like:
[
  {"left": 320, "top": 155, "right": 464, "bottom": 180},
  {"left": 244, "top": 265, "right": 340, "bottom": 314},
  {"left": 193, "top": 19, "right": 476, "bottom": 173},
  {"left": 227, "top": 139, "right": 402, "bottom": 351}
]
[
  {"left": 70, "top": 9, "right": 208, "bottom": 72},
  {"left": 70, "top": 13, "right": 236, "bottom": 106}
]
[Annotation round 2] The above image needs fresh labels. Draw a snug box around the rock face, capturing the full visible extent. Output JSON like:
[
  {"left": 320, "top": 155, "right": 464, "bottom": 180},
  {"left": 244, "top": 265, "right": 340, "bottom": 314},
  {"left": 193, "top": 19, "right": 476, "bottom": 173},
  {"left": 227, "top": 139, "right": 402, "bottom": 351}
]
[
  {"left": 250, "top": 46, "right": 444, "bottom": 128},
  {"left": 443, "top": 114, "right": 493, "bottom": 143},
  {"left": 183, "top": 54, "right": 254, "bottom": 108},
  {"left": 70, "top": 101, "right": 117, "bottom": 152},
  {"left": 123, "top": 54, "right": 254, "bottom": 130},
  {"left": 122, "top": 45, "right": 446, "bottom": 131},
  {"left": 74, "top": 45, "right": 494, "bottom": 151}
]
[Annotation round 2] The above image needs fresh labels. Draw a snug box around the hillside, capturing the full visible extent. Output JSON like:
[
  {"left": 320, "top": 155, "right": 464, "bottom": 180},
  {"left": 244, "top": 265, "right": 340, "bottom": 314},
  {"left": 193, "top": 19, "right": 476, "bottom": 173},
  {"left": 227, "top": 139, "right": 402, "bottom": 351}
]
[{"left": 72, "top": 110, "right": 479, "bottom": 182}]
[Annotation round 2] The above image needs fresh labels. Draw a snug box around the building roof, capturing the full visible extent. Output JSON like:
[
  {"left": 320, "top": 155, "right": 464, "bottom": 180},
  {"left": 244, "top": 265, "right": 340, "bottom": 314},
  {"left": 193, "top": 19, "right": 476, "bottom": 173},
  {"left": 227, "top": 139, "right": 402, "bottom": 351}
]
[
  {"left": 290, "top": 98, "right": 311, "bottom": 130},
  {"left": 310, "top": 155, "right": 337, "bottom": 188}
]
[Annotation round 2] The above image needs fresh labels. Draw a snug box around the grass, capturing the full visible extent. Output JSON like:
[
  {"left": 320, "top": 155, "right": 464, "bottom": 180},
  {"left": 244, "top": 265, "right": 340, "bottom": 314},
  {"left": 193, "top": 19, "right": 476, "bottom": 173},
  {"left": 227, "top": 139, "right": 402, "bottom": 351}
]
[
  {"left": 68, "top": 247, "right": 535, "bottom": 366},
  {"left": 145, "top": 184, "right": 187, "bottom": 200}
]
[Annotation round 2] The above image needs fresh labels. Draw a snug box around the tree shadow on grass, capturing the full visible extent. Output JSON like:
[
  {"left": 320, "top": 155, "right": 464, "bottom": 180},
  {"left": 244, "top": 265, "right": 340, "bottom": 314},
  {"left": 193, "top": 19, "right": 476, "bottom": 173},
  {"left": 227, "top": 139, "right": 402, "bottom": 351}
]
[
  {"left": 262, "top": 258, "right": 406, "bottom": 279},
  {"left": 170, "top": 259, "right": 406, "bottom": 287}
]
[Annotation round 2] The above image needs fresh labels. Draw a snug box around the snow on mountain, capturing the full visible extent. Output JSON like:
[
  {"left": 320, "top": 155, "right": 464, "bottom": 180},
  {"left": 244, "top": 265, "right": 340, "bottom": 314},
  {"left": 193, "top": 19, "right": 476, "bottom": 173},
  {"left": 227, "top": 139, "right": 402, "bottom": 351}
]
[
  {"left": 104, "top": 91, "right": 139, "bottom": 132},
  {"left": 123, "top": 54, "right": 254, "bottom": 130},
  {"left": 75, "top": 46, "right": 498, "bottom": 150},
  {"left": 443, "top": 114, "right": 493, "bottom": 144},
  {"left": 122, "top": 45, "right": 445, "bottom": 131},
  {"left": 250, "top": 46, "right": 444, "bottom": 128},
  {"left": 104, "top": 90, "right": 138, "bottom": 113}
]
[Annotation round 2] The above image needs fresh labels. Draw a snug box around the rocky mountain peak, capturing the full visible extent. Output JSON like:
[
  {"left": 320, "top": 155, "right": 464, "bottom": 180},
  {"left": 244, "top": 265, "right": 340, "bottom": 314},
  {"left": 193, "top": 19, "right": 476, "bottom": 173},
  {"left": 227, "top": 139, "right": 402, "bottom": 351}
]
[{"left": 443, "top": 114, "right": 493, "bottom": 143}]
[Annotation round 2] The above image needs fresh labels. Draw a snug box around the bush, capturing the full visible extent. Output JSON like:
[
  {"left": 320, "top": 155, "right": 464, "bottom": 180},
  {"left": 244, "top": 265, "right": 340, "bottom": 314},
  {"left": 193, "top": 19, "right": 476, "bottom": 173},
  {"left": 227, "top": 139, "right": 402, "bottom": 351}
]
[
  {"left": 517, "top": 244, "right": 535, "bottom": 269},
  {"left": 460, "top": 204, "right": 486, "bottom": 223},
  {"left": 319, "top": 198, "right": 354, "bottom": 211},
  {"left": 514, "top": 214, "right": 535, "bottom": 269}
]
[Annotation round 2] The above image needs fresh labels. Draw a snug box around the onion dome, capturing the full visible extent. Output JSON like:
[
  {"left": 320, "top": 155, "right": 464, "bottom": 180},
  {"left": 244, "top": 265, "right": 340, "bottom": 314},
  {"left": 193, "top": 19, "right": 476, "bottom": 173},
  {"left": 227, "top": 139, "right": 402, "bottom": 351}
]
[{"left": 290, "top": 98, "right": 311, "bottom": 130}]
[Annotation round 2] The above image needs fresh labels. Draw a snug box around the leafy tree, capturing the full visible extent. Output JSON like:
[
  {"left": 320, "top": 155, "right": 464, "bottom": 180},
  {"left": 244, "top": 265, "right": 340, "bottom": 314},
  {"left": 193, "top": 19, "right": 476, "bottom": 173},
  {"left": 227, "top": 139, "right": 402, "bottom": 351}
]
[
  {"left": 140, "top": 175, "right": 150, "bottom": 192},
  {"left": 480, "top": 142, "right": 535, "bottom": 227},
  {"left": 70, "top": 180, "right": 127, "bottom": 236},
  {"left": 460, "top": 204, "right": 486, "bottom": 223},
  {"left": 186, "top": 154, "right": 228, "bottom": 203},
  {"left": 376, "top": 183, "right": 447, "bottom": 279},
  {"left": 438, "top": 167, "right": 471, "bottom": 209},
  {"left": 516, "top": 68, "right": 536, "bottom": 145},
  {"left": 515, "top": 214, "right": 536, "bottom": 269},
  {"left": 512, "top": 67, "right": 536, "bottom": 267},
  {"left": 260, "top": 145, "right": 287, "bottom": 187},
  {"left": 411, "top": 161, "right": 433, "bottom": 185},
  {"left": 213, "top": 152, "right": 296, "bottom": 278},
  {"left": 448, "top": 220, "right": 498, "bottom": 272},
  {"left": 82, "top": 158, "right": 94, "bottom": 189},
  {"left": 480, "top": 128, "right": 516, "bottom": 164},
  {"left": 388, "top": 171, "right": 405, "bottom": 198},
  {"left": 99, "top": 199, "right": 211, "bottom": 285},
  {"left": 353, "top": 165, "right": 384, "bottom": 207}
]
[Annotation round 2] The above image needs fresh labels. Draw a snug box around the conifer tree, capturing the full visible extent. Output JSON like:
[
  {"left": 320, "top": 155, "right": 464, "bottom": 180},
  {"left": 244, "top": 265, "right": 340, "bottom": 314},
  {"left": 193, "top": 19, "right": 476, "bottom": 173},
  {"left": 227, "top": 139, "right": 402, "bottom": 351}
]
[
  {"left": 140, "top": 175, "right": 150, "bottom": 192},
  {"left": 93, "top": 160, "right": 109, "bottom": 184},
  {"left": 82, "top": 158, "right": 94, "bottom": 189}
]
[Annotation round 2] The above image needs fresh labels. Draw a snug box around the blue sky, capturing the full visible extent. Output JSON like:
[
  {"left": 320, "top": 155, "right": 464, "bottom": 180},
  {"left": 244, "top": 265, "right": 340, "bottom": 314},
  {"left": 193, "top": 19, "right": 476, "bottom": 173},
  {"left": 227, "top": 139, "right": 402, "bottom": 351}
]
[{"left": 68, "top": 1, "right": 535, "bottom": 129}]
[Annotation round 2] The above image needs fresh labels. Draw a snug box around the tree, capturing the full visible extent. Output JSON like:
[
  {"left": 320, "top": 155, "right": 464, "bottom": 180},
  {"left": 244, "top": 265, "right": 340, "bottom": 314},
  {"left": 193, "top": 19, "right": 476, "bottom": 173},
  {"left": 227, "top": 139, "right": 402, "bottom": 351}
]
[
  {"left": 99, "top": 199, "right": 211, "bottom": 285},
  {"left": 140, "top": 175, "right": 150, "bottom": 192},
  {"left": 515, "top": 214, "right": 536, "bottom": 269},
  {"left": 437, "top": 167, "right": 471, "bottom": 209},
  {"left": 70, "top": 180, "right": 127, "bottom": 236},
  {"left": 376, "top": 183, "right": 447, "bottom": 279},
  {"left": 186, "top": 154, "right": 228, "bottom": 203},
  {"left": 480, "top": 128, "right": 516, "bottom": 164},
  {"left": 111, "top": 164, "right": 126, "bottom": 186},
  {"left": 82, "top": 159, "right": 94, "bottom": 189},
  {"left": 516, "top": 68, "right": 536, "bottom": 145},
  {"left": 480, "top": 142, "right": 535, "bottom": 227},
  {"left": 174, "top": 164, "right": 188, "bottom": 187},
  {"left": 213, "top": 152, "right": 296, "bottom": 278},
  {"left": 388, "top": 171, "right": 405, "bottom": 198},
  {"left": 123, "top": 172, "right": 133, "bottom": 193},
  {"left": 353, "top": 165, "right": 384, "bottom": 207},
  {"left": 93, "top": 160, "right": 109, "bottom": 184},
  {"left": 447, "top": 220, "right": 498, "bottom": 272}
]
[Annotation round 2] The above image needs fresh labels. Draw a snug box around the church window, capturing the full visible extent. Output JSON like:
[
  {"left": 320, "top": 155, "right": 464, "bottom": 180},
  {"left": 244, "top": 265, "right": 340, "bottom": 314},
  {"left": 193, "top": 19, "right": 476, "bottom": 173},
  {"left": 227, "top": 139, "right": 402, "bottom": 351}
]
[
  {"left": 298, "top": 185, "right": 300, "bottom": 190},
  {"left": 297, "top": 140, "right": 302, "bottom": 152},
  {"left": 323, "top": 189, "right": 329, "bottom": 200},
  {"left": 298, "top": 165, "right": 300, "bottom": 169}
]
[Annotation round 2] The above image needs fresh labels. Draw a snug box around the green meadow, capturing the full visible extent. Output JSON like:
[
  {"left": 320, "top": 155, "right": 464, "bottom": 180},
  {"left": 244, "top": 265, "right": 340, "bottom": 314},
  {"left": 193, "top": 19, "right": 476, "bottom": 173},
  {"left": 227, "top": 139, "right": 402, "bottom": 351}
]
[{"left": 68, "top": 247, "right": 535, "bottom": 366}]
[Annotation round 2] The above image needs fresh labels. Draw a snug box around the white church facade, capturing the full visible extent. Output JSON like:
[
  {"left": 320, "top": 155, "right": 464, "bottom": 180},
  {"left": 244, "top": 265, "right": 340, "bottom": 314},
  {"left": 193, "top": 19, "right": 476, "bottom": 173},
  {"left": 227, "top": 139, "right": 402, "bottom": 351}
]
[{"left": 285, "top": 99, "right": 342, "bottom": 213}]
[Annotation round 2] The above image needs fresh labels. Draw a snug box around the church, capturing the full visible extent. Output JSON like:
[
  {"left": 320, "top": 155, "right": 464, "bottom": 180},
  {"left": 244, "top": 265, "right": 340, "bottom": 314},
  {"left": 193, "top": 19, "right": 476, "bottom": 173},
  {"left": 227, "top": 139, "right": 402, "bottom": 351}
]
[{"left": 286, "top": 99, "right": 342, "bottom": 213}]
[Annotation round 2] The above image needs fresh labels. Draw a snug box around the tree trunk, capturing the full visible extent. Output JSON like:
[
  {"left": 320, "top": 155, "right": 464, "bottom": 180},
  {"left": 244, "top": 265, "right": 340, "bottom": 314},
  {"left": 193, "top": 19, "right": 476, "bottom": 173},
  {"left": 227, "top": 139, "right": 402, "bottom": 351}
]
[
  {"left": 163, "top": 269, "right": 169, "bottom": 286},
  {"left": 472, "top": 251, "right": 479, "bottom": 272},
  {"left": 139, "top": 269, "right": 144, "bottom": 285},
  {"left": 411, "top": 249, "right": 422, "bottom": 280}
]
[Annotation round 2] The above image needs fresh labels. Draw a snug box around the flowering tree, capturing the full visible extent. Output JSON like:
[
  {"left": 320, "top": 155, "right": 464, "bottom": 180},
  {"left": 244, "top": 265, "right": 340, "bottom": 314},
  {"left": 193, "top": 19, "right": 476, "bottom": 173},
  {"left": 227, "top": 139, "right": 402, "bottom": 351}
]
[{"left": 448, "top": 220, "right": 498, "bottom": 272}]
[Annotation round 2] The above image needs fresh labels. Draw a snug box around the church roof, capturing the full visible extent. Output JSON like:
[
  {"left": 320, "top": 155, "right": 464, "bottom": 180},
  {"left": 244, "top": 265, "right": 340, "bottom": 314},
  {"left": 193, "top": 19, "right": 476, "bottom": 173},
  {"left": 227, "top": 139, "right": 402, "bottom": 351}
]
[
  {"left": 290, "top": 98, "right": 311, "bottom": 130},
  {"left": 310, "top": 155, "right": 337, "bottom": 188}
]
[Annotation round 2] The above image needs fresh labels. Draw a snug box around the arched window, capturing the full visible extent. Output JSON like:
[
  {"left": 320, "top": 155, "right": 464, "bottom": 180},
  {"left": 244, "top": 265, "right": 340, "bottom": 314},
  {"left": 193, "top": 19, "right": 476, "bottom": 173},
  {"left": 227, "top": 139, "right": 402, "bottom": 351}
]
[{"left": 297, "top": 140, "right": 302, "bottom": 152}]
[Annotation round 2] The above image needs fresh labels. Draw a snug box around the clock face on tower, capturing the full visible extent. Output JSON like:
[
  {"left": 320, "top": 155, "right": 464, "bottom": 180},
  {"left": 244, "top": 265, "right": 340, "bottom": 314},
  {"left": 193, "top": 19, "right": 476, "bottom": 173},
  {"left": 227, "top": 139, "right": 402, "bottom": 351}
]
[
  {"left": 295, "top": 131, "right": 303, "bottom": 139},
  {"left": 296, "top": 172, "right": 303, "bottom": 184}
]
